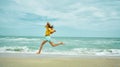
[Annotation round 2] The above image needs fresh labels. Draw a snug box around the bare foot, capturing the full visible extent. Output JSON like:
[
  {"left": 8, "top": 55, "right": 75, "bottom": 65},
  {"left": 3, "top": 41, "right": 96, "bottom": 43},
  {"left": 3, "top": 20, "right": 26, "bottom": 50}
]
[
  {"left": 36, "top": 51, "right": 40, "bottom": 54},
  {"left": 59, "top": 42, "right": 64, "bottom": 45}
]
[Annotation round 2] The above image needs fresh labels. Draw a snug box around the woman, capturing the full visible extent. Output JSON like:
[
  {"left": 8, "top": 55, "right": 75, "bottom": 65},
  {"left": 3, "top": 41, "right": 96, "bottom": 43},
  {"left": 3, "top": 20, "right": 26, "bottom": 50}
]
[{"left": 36, "top": 22, "right": 63, "bottom": 54}]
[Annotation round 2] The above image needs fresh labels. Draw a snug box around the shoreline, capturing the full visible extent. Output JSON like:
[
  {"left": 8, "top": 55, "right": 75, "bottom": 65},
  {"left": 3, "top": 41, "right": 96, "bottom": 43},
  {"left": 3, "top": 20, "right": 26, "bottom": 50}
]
[{"left": 0, "top": 53, "right": 120, "bottom": 58}]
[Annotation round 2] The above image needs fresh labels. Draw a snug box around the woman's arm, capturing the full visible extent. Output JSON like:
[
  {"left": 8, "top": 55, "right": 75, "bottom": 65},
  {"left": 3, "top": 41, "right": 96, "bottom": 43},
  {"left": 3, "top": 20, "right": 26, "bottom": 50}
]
[{"left": 49, "top": 28, "right": 56, "bottom": 34}]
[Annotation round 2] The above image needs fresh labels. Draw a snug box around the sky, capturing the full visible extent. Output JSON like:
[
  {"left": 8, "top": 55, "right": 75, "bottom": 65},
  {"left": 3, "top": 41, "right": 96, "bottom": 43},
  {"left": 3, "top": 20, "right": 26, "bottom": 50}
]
[{"left": 0, "top": 0, "right": 120, "bottom": 37}]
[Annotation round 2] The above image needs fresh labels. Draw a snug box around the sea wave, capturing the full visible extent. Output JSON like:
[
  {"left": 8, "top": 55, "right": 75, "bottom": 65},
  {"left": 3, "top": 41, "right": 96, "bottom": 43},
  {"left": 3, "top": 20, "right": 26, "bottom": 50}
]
[
  {"left": 71, "top": 48, "right": 120, "bottom": 56},
  {"left": 0, "top": 46, "right": 35, "bottom": 53},
  {"left": 0, "top": 46, "right": 120, "bottom": 56},
  {"left": 0, "top": 37, "right": 41, "bottom": 42}
]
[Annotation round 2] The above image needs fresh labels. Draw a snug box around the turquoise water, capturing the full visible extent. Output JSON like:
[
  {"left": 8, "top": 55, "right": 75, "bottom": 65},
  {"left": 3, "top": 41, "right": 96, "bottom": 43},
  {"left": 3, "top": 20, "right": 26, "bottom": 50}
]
[{"left": 0, "top": 36, "right": 120, "bottom": 56}]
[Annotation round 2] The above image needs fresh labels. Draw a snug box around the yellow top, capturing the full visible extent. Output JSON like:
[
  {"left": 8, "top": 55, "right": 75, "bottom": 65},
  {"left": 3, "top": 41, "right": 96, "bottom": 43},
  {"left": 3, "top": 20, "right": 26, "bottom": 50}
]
[{"left": 45, "top": 26, "right": 54, "bottom": 36}]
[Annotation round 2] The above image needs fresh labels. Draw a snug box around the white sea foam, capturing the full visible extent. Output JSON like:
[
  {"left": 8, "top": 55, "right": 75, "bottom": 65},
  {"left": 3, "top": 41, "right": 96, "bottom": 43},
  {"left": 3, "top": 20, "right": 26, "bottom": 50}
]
[
  {"left": 1, "top": 46, "right": 120, "bottom": 56},
  {"left": 0, "top": 46, "right": 35, "bottom": 53},
  {"left": 71, "top": 48, "right": 120, "bottom": 56}
]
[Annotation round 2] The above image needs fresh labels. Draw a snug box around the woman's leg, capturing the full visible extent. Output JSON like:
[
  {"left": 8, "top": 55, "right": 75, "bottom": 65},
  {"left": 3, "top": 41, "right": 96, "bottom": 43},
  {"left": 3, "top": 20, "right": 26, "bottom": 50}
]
[
  {"left": 49, "top": 41, "right": 63, "bottom": 47},
  {"left": 36, "top": 40, "right": 47, "bottom": 54}
]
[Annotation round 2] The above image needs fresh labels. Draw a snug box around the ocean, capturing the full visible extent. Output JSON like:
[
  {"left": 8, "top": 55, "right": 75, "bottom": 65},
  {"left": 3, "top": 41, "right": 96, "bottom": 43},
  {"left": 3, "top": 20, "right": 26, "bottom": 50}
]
[{"left": 0, "top": 36, "right": 120, "bottom": 56}]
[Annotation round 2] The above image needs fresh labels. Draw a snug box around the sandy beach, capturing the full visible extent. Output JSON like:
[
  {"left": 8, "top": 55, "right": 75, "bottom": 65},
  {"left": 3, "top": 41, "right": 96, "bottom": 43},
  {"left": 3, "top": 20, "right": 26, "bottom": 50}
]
[{"left": 0, "top": 53, "right": 120, "bottom": 67}]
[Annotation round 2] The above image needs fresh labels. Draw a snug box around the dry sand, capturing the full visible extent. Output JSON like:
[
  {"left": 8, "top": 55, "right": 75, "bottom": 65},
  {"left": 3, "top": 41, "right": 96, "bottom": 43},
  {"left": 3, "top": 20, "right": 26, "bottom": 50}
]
[{"left": 0, "top": 56, "right": 120, "bottom": 67}]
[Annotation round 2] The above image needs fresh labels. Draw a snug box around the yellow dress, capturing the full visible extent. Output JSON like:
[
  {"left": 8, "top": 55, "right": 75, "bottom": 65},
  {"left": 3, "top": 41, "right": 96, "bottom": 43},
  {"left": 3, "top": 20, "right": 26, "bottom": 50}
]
[
  {"left": 45, "top": 26, "right": 54, "bottom": 36},
  {"left": 44, "top": 26, "right": 54, "bottom": 42}
]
